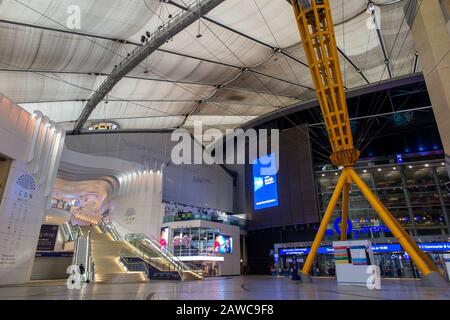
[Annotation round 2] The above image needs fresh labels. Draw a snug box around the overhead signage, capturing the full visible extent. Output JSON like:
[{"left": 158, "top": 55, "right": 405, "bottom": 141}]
[{"left": 279, "top": 242, "right": 450, "bottom": 256}]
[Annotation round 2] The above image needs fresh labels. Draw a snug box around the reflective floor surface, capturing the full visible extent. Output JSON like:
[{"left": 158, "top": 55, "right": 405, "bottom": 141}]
[{"left": 0, "top": 276, "right": 449, "bottom": 300}]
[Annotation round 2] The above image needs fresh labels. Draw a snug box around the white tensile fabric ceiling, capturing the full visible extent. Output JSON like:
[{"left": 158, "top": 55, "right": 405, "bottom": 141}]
[{"left": 0, "top": 0, "right": 419, "bottom": 132}]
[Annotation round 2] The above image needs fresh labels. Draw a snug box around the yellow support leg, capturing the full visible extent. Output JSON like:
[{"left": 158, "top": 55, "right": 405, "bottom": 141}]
[
  {"left": 375, "top": 196, "right": 438, "bottom": 270},
  {"left": 301, "top": 170, "right": 348, "bottom": 277},
  {"left": 347, "top": 168, "right": 438, "bottom": 277},
  {"left": 340, "top": 182, "right": 350, "bottom": 241}
]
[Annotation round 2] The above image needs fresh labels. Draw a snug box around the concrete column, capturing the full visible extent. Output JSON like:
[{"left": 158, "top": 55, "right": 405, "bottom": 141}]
[
  {"left": 411, "top": 0, "right": 450, "bottom": 177},
  {"left": 242, "top": 236, "right": 247, "bottom": 265}
]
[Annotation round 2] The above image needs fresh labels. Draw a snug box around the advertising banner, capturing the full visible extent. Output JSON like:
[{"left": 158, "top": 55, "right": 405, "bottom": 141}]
[
  {"left": 160, "top": 227, "right": 169, "bottom": 250},
  {"left": 37, "top": 224, "right": 59, "bottom": 251},
  {"left": 214, "top": 234, "right": 233, "bottom": 254},
  {"left": 252, "top": 153, "right": 279, "bottom": 211}
]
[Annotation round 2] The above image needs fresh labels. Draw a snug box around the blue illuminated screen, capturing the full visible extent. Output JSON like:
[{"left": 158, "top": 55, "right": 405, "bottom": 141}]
[{"left": 252, "top": 153, "right": 279, "bottom": 211}]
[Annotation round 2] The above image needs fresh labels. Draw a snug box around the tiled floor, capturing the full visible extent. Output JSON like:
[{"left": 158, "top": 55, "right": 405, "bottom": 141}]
[{"left": 0, "top": 276, "right": 449, "bottom": 300}]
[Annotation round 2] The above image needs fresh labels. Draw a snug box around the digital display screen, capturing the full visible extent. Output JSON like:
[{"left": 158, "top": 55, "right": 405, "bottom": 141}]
[
  {"left": 214, "top": 234, "right": 233, "bottom": 254},
  {"left": 252, "top": 153, "right": 279, "bottom": 211}
]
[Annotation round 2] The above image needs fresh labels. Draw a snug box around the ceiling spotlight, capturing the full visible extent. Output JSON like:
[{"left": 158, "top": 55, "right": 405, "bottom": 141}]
[
  {"left": 409, "top": 165, "right": 413, "bottom": 169},
  {"left": 442, "top": 162, "right": 445, "bottom": 166},
  {"left": 425, "top": 164, "right": 429, "bottom": 167},
  {"left": 378, "top": 168, "right": 382, "bottom": 172},
  {"left": 363, "top": 170, "right": 367, "bottom": 173},
  {"left": 141, "top": 35, "right": 146, "bottom": 43},
  {"left": 146, "top": 31, "right": 151, "bottom": 38}
]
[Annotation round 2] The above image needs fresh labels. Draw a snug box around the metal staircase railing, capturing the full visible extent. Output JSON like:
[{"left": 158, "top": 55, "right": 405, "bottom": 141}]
[
  {"left": 97, "top": 220, "right": 203, "bottom": 280},
  {"left": 98, "top": 220, "right": 122, "bottom": 241},
  {"left": 125, "top": 233, "right": 203, "bottom": 280}
]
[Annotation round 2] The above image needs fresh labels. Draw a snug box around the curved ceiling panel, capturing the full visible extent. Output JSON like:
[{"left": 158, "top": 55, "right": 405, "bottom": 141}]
[
  {"left": 19, "top": 100, "right": 83, "bottom": 122},
  {"left": 0, "top": 71, "right": 94, "bottom": 103},
  {"left": 184, "top": 115, "right": 257, "bottom": 128},
  {"left": 88, "top": 100, "right": 196, "bottom": 120},
  {"left": 196, "top": 102, "right": 275, "bottom": 117},
  {"left": 0, "top": 0, "right": 160, "bottom": 39},
  {"left": 209, "top": 87, "right": 297, "bottom": 107},
  {"left": 206, "top": 0, "right": 300, "bottom": 49},
  {"left": 227, "top": 72, "right": 313, "bottom": 101},
  {"left": 160, "top": 19, "right": 273, "bottom": 67},
  {"left": 0, "top": 23, "right": 123, "bottom": 73},
  {"left": 0, "top": 0, "right": 419, "bottom": 132},
  {"left": 19, "top": 100, "right": 198, "bottom": 124},
  {"left": 105, "top": 77, "right": 216, "bottom": 101},
  {"left": 114, "top": 116, "right": 185, "bottom": 130},
  {"left": 128, "top": 50, "right": 240, "bottom": 85}
]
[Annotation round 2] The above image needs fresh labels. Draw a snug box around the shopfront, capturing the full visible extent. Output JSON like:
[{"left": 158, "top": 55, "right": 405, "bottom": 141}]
[
  {"left": 161, "top": 219, "right": 242, "bottom": 277},
  {"left": 275, "top": 241, "right": 450, "bottom": 279},
  {"left": 171, "top": 226, "right": 224, "bottom": 277}
]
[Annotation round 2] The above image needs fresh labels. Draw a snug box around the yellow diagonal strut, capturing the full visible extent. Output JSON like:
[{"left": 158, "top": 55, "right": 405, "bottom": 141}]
[{"left": 290, "top": 0, "right": 440, "bottom": 278}]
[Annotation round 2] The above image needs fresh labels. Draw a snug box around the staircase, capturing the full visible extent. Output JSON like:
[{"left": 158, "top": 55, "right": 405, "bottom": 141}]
[{"left": 86, "top": 226, "right": 147, "bottom": 284}]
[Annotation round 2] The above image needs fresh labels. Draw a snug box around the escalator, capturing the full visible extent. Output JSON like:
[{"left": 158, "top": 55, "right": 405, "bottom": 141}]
[
  {"left": 126, "top": 233, "right": 203, "bottom": 281},
  {"left": 99, "top": 221, "right": 203, "bottom": 281}
]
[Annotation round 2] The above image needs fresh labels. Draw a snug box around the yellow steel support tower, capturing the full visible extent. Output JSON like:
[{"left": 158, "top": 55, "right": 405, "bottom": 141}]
[{"left": 290, "top": 0, "right": 445, "bottom": 285}]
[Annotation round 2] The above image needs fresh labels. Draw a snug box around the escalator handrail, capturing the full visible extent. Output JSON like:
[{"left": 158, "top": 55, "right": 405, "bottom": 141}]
[
  {"left": 127, "top": 235, "right": 182, "bottom": 272},
  {"left": 100, "top": 221, "right": 202, "bottom": 279},
  {"left": 125, "top": 233, "right": 203, "bottom": 276},
  {"left": 127, "top": 233, "right": 185, "bottom": 268},
  {"left": 98, "top": 220, "right": 122, "bottom": 241},
  {"left": 100, "top": 222, "right": 183, "bottom": 274}
]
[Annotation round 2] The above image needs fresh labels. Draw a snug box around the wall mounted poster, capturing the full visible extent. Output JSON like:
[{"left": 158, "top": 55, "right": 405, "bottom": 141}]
[
  {"left": 37, "top": 224, "right": 59, "bottom": 251},
  {"left": 214, "top": 234, "right": 233, "bottom": 254}
]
